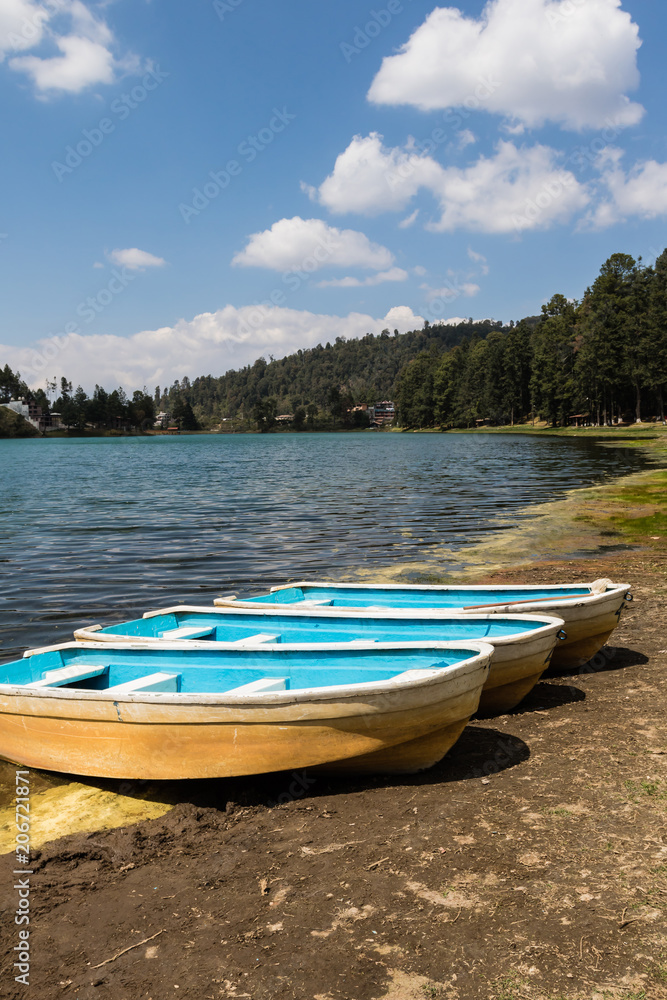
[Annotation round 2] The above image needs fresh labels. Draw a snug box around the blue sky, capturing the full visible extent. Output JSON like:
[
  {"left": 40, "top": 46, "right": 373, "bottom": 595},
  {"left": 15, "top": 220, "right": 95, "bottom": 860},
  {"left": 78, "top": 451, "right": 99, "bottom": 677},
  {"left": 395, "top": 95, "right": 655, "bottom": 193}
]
[{"left": 1, "top": 0, "right": 666, "bottom": 392}]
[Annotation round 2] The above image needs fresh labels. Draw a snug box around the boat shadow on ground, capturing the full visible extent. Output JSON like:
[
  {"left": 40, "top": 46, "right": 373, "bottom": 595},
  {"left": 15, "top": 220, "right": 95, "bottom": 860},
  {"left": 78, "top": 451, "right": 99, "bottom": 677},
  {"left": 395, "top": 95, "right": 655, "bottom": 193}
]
[
  {"left": 547, "top": 645, "right": 648, "bottom": 679},
  {"left": 63, "top": 725, "right": 531, "bottom": 814},
  {"left": 0, "top": 683, "right": 590, "bottom": 829},
  {"left": 503, "top": 680, "right": 586, "bottom": 716}
]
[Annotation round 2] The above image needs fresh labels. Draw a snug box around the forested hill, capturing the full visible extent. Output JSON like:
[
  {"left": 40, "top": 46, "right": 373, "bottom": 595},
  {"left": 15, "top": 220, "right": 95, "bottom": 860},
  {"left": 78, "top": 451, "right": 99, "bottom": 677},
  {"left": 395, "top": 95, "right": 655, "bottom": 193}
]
[{"left": 161, "top": 319, "right": 519, "bottom": 423}]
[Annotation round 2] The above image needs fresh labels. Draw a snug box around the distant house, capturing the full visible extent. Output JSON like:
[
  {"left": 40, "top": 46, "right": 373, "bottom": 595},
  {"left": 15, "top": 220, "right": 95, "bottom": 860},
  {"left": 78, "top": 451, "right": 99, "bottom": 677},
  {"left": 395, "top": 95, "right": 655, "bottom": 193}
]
[
  {"left": 154, "top": 411, "right": 170, "bottom": 429},
  {"left": 369, "top": 401, "right": 395, "bottom": 426},
  {"left": 1, "top": 398, "right": 50, "bottom": 432},
  {"left": 276, "top": 414, "right": 294, "bottom": 423}
]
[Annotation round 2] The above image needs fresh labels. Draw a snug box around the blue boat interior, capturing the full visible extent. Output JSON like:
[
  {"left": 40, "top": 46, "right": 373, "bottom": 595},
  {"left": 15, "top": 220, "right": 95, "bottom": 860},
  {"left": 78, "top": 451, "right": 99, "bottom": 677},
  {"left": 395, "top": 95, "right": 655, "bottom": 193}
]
[
  {"left": 95, "top": 610, "right": 548, "bottom": 644},
  {"left": 240, "top": 584, "right": 598, "bottom": 609},
  {"left": 0, "top": 645, "right": 477, "bottom": 695}
]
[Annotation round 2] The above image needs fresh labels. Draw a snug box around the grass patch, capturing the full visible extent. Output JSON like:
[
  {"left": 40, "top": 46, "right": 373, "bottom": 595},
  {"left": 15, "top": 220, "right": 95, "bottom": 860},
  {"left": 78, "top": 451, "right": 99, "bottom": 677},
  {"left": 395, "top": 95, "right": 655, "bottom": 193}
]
[
  {"left": 493, "top": 974, "right": 524, "bottom": 1000},
  {"left": 625, "top": 778, "right": 667, "bottom": 803}
]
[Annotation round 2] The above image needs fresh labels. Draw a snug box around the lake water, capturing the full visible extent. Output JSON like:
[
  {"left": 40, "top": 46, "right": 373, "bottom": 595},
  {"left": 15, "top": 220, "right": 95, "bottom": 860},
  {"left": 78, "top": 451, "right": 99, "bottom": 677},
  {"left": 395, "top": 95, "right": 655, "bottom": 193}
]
[{"left": 0, "top": 433, "right": 645, "bottom": 658}]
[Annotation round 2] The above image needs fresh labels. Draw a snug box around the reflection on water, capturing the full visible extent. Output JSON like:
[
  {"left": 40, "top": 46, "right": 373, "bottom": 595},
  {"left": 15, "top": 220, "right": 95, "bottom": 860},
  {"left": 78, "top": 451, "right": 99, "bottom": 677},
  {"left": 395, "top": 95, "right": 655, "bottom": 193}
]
[{"left": 0, "top": 432, "right": 644, "bottom": 657}]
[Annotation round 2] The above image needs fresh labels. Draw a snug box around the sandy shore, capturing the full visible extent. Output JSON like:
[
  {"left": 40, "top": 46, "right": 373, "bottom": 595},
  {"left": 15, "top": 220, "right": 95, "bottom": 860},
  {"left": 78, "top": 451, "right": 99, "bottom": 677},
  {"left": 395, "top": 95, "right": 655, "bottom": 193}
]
[{"left": 0, "top": 429, "right": 665, "bottom": 1000}]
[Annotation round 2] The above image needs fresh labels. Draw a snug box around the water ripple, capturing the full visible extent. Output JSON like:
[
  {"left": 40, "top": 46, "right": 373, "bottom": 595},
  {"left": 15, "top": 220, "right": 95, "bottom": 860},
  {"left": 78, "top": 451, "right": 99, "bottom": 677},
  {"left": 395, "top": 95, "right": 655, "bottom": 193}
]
[{"left": 0, "top": 432, "right": 644, "bottom": 657}]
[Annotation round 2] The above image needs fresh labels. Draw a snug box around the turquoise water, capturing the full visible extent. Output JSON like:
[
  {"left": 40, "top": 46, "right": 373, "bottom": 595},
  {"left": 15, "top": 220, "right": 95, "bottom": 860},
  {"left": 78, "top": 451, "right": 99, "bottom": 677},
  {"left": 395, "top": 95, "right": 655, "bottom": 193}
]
[{"left": 0, "top": 433, "right": 644, "bottom": 657}]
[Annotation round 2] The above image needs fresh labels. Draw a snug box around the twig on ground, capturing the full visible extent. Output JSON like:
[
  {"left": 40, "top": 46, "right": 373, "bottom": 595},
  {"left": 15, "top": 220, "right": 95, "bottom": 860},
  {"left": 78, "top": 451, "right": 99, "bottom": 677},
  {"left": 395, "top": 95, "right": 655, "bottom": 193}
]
[{"left": 91, "top": 929, "right": 164, "bottom": 969}]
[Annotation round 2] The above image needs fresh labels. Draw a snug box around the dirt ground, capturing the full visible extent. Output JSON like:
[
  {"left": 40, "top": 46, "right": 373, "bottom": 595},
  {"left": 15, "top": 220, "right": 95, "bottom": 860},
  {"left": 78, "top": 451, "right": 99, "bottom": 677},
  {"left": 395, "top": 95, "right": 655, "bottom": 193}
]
[{"left": 1, "top": 537, "right": 665, "bottom": 1000}]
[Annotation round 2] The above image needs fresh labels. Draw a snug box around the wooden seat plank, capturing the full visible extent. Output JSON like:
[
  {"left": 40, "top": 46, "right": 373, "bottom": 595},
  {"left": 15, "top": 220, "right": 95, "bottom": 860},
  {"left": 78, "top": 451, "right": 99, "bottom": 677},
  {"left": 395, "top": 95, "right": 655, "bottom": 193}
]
[
  {"left": 107, "top": 672, "right": 180, "bottom": 694},
  {"left": 226, "top": 677, "right": 287, "bottom": 695},
  {"left": 159, "top": 626, "right": 216, "bottom": 640},
  {"left": 232, "top": 633, "right": 280, "bottom": 646},
  {"left": 28, "top": 664, "right": 108, "bottom": 688}
]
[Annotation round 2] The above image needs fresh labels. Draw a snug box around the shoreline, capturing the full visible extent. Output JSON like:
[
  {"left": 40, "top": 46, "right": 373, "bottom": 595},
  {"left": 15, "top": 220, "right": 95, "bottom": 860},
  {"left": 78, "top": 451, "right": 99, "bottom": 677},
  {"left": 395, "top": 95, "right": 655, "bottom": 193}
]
[
  {"left": 347, "top": 429, "right": 667, "bottom": 586},
  {"left": 2, "top": 423, "right": 666, "bottom": 440}
]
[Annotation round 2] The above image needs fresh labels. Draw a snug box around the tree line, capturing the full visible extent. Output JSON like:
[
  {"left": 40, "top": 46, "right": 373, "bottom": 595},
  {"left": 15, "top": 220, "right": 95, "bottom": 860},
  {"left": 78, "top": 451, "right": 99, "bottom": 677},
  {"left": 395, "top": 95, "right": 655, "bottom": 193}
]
[
  {"left": 0, "top": 373, "right": 199, "bottom": 432},
  {"left": 395, "top": 251, "right": 667, "bottom": 428},
  {"left": 3, "top": 248, "right": 665, "bottom": 434},
  {"left": 157, "top": 320, "right": 507, "bottom": 429}
]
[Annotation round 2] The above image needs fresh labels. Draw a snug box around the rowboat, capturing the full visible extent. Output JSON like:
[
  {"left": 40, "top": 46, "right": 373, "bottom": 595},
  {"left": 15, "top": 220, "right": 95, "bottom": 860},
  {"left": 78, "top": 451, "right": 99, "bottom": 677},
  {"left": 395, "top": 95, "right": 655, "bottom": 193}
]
[
  {"left": 215, "top": 577, "right": 632, "bottom": 669},
  {"left": 0, "top": 640, "right": 493, "bottom": 779},
  {"left": 74, "top": 606, "right": 566, "bottom": 714}
]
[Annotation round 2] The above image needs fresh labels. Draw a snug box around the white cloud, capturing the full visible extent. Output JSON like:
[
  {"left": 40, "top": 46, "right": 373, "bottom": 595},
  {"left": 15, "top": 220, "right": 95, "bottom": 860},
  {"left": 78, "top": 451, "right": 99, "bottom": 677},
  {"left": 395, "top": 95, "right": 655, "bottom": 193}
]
[
  {"left": 0, "top": 0, "right": 49, "bottom": 58},
  {"left": 232, "top": 216, "right": 395, "bottom": 272},
  {"left": 308, "top": 133, "right": 445, "bottom": 216},
  {"left": 583, "top": 150, "right": 667, "bottom": 228},
  {"left": 457, "top": 129, "right": 476, "bottom": 150},
  {"left": 432, "top": 316, "right": 469, "bottom": 326},
  {"left": 468, "top": 248, "right": 489, "bottom": 275},
  {"left": 7, "top": 0, "right": 143, "bottom": 95},
  {"left": 310, "top": 134, "right": 589, "bottom": 233},
  {"left": 444, "top": 141, "right": 590, "bottom": 234},
  {"left": 367, "top": 0, "right": 644, "bottom": 131},
  {"left": 5, "top": 304, "right": 426, "bottom": 393},
  {"left": 422, "top": 281, "right": 481, "bottom": 301},
  {"left": 316, "top": 267, "right": 408, "bottom": 289},
  {"left": 13, "top": 34, "right": 115, "bottom": 92},
  {"left": 107, "top": 248, "right": 167, "bottom": 271},
  {"left": 399, "top": 209, "right": 419, "bottom": 229}
]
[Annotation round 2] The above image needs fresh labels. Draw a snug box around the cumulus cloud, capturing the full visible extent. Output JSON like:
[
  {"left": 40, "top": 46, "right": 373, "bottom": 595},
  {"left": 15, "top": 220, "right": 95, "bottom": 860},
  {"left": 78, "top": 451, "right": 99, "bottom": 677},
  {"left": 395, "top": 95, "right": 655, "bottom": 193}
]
[
  {"left": 367, "top": 0, "right": 644, "bottom": 131},
  {"left": 307, "top": 134, "right": 444, "bottom": 216},
  {"left": 583, "top": 149, "right": 667, "bottom": 229},
  {"left": 5, "top": 304, "right": 427, "bottom": 393},
  {"left": 107, "top": 247, "right": 167, "bottom": 271},
  {"left": 315, "top": 267, "right": 408, "bottom": 289},
  {"left": 7, "top": 0, "right": 143, "bottom": 95},
  {"left": 0, "top": 0, "right": 50, "bottom": 58},
  {"left": 310, "top": 134, "right": 589, "bottom": 233},
  {"left": 231, "top": 216, "right": 395, "bottom": 272}
]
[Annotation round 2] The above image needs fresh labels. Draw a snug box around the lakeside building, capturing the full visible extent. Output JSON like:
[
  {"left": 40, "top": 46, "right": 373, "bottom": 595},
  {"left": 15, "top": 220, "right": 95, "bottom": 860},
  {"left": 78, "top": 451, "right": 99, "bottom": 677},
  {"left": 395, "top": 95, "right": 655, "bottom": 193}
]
[
  {"left": 369, "top": 401, "right": 395, "bottom": 427},
  {"left": 154, "top": 411, "right": 171, "bottom": 429},
  {"left": 0, "top": 397, "right": 65, "bottom": 432}
]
